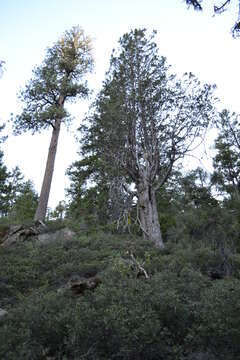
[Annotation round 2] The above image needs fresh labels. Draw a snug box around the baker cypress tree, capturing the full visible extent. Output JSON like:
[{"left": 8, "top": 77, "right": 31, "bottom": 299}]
[{"left": 71, "top": 29, "right": 216, "bottom": 248}]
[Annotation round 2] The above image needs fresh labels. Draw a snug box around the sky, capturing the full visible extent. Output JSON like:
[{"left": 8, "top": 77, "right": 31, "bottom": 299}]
[{"left": 1, "top": 0, "right": 240, "bottom": 209}]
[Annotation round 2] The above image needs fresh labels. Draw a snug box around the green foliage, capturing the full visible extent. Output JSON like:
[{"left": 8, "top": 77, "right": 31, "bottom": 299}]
[
  {"left": 12, "top": 26, "right": 94, "bottom": 222},
  {"left": 66, "top": 162, "right": 110, "bottom": 226},
  {"left": 0, "top": 229, "right": 240, "bottom": 359},
  {"left": 0, "top": 291, "right": 75, "bottom": 360},
  {"left": 8, "top": 180, "right": 38, "bottom": 222},
  {"left": 0, "top": 152, "right": 10, "bottom": 217},
  {"left": 0, "top": 124, "right": 11, "bottom": 217},
  {"left": 199, "top": 279, "right": 240, "bottom": 359},
  {"left": 50, "top": 200, "right": 66, "bottom": 220},
  {"left": 212, "top": 110, "right": 240, "bottom": 199},
  {"left": 0, "top": 163, "right": 39, "bottom": 223},
  {"left": 13, "top": 26, "right": 93, "bottom": 135}
]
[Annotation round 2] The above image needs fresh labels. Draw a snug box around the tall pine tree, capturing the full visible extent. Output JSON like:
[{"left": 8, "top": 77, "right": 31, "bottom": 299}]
[{"left": 13, "top": 26, "right": 93, "bottom": 221}]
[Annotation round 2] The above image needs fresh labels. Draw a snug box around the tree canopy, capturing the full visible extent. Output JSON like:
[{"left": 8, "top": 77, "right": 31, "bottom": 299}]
[{"left": 13, "top": 26, "right": 93, "bottom": 135}]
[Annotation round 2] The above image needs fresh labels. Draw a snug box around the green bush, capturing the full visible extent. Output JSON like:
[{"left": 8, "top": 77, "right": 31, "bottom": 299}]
[
  {"left": 0, "top": 291, "right": 74, "bottom": 359},
  {"left": 198, "top": 279, "right": 240, "bottom": 360},
  {"left": 0, "top": 230, "right": 240, "bottom": 359}
]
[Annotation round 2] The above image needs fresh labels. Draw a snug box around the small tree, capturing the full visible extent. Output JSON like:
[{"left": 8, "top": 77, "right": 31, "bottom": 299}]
[
  {"left": 13, "top": 26, "right": 93, "bottom": 222},
  {"left": 9, "top": 180, "right": 38, "bottom": 222},
  {"left": 50, "top": 200, "right": 66, "bottom": 220}
]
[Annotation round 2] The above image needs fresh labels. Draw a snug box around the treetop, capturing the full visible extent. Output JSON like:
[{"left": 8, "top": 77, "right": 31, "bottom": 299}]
[{"left": 13, "top": 26, "right": 94, "bottom": 135}]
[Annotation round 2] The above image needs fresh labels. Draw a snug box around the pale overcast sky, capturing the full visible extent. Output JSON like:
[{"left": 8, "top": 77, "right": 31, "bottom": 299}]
[{"left": 1, "top": 0, "right": 240, "bottom": 208}]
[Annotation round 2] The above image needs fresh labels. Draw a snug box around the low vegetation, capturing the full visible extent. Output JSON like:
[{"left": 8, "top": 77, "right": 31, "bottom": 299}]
[{"left": 0, "top": 224, "right": 240, "bottom": 360}]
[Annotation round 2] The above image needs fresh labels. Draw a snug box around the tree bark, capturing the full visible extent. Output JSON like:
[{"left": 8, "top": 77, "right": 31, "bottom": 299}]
[
  {"left": 137, "top": 180, "right": 164, "bottom": 248},
  {"left": 34, "top": 117, "right": 62, "bottom": 221}
]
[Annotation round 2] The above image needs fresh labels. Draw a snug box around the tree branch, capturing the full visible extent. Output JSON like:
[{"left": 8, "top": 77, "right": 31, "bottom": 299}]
[
  {"left": 214, "top": 0, "right": 231, "bottom": 14},
  {"left": 186, "top": 0, "right": 203, "bottom": 10},
  {"left": 44, "top": 120, "right": 56, "bottom": 129},
  {"left": 129, "top": 252, "right": 150, "bottom": 279}
]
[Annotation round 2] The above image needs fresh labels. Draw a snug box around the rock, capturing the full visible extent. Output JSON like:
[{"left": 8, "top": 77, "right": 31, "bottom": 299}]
[
  {"left": 0, "top": 308, "right": 8, "bottom": 319},
  {"left": 70, "top": 276, "right": 102, "bottom": 295},
  {"left": 1, "top": 224, "right": 39, "bottom": 247},
  {"left": 186, "top": 352, "right": 217, "bottom": 360},
  {"left": 208, "top": 269, "right": 225, "bottom": 280},
  {"left": 0, "top": 226, "right": 10, "bottom": 244},
  {"left": 58, "top": 275, "right": 102, "bottom": 296},
  {"left": 1, "top": 224, "right": 76, "bottom": 247},
  {"left": 37, "top": 227, "right": 76, "bottom": 244}
]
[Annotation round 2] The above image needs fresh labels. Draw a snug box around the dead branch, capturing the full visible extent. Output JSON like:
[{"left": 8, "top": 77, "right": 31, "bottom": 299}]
[{"left": 129, "top": 252, "right": 150, "bottom": 279}]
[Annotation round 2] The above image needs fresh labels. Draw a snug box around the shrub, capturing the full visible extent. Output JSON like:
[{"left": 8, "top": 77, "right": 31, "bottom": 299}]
[
  {"left": 198, "top": 279, "right": 240, "bottom": 360},
  {"left": 0, "top": 291, "right": 74, "bottom": 360}
]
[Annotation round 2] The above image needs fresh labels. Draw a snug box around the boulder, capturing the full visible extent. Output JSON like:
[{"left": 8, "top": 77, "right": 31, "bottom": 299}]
[
  {"left": 1, "top": 224, "right": 39, "bottom": 247},
  {"left": 58, "top": 275, "right": 102, "bottom": 296},
  {"left": 37, "top": 227, "right": 76, "bottom": 244},
  {"left": 1, "top": 224, "right": 76, "bottom": 247},
  {"left": 69, "top": 276, "right": 102, "bottom": 295},
  {"left": 0, "top": 225, "right": 10, "bottom": 244},
  {"left": 186, "top": 352, "right": 217, "bottom": 360},
  {"left": 0, "top": 308, "right": 8, "bottom": 319}
]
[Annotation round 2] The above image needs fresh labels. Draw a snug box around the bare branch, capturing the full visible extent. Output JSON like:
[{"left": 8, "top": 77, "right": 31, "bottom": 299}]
[
  {"left": 44, "top": 119, "right": 56, "bottom": 129},
  {"left": 186, "top": 0, "right": 203, "bottom": 10},
  {"left": 129, "top": 252, "right": 150, "bottom": 279},
  {"left": 214, "top": 0, "right": 231, "bottom": 14}
]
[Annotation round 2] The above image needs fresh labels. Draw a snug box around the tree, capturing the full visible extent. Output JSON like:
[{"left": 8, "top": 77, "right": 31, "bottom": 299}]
[
  {"left": 0, "top": 163, "right": 38, "bottom": 221},
  {"left": 7, "top": 166, "right": 24, "bottom": 208},
  {"left": 158, "top": 167, "right": 221, "bottom": 246},
  {"left": 50, "top": 200, "right": 66, "bottom": 220},
  {"left": 9, "top": 180, "right": 38, "bottom": 222},
  {"left": 13, "top": 26, "right": 93, "bottom": 222},
  {"left": 212, "top": 110, "right": 240, "bottom": 199},
  {"left": 185, "top": 0, "right": 240, "bottom": 37},
  {"left": 0, "top": 124, "right": 11, "bottom": 217},
  {"left": 66, "top": 155, "right": 113, "bottom": 226},
  {"left": 72, "top": 29, "right": 216, "bottom": 248},
  {"left": 0, "top": 152, "right": 9, "bottom": 217}
]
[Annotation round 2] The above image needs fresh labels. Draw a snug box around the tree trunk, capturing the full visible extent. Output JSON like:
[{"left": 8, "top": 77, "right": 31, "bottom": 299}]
[
  {"left": 137, "top": 181, "right": 164, "bottom": 248},
  {"left": 34, "top": 117, "right": 61, "bottom": 221}
]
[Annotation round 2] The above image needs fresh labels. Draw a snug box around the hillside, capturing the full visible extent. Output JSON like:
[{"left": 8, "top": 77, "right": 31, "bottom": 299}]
[{"left": 0, "top": 223, "right": 240, "bottom": 360}]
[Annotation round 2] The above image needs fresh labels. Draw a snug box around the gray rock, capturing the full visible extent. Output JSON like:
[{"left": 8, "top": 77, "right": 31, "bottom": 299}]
[
  {"left": 37, "top": 227, "right": 76, "bottom": 244},
  {"left": 186, "top": 352, "right": 217, "bottom": 360},
  {"left": 1, "top": 224, "right": 76, "bottom": 247},
  {"left": 0, "top": 308, "right": 8, "bottom": 319},
  {"left": 1, "top": 225, "right": 38, "bottom": 247}
]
